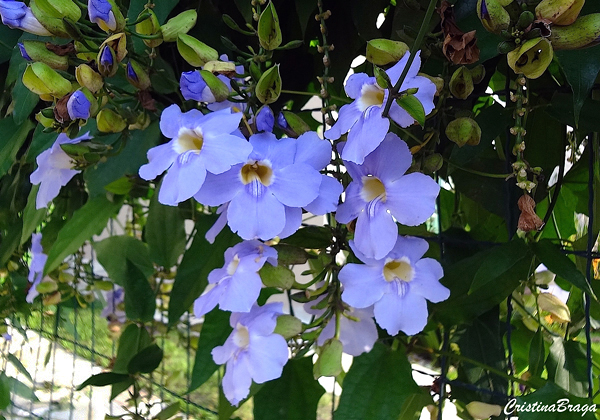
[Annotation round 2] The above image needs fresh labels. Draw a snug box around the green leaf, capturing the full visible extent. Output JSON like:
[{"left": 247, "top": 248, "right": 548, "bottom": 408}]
[
  {"left": 0, "top": 219, "right": 22, "bottom": 267},
  {"left": 0, "top": 25, "right": 21, "bottom": 64},
  {"left": 531, "top": 240, "right": 597, "bottom": 300},
  {"left": 122, "top": 260, "right": 155, "bottom": 322},
  {"left": 0, "top": 373, "right": 10, "bottom": 410},
  {"left": 189, "top": 308, "right": 232, "bottom": 392},
  {"left": 44, "top": 195, "right": 123, "bottom": 274},
  {"left": 168, "top": 216, "right": 239, "bottom": 326},
  {"left": 281, "top": 225, "right": 333, "bottom": 249},
  {"left": 334, "top": 344, "right": 420, "bottom": 419},
  {"left": 145, "top": 190, "right": 186, "bottom": 268},
  {"left": 397, "top": 393, "right": 433, "bottom": 420},
  {"left": 20, "top": 185, "right": 46, "bottom": 245},
  {"left": 546, "top": 337, "right": 589, "bottom": 398},
  {"left": 77, "top": 372, "right": 130, "bottom": 390},
  {"left": 7, "top": 376, "right": 38, "bottom": 401},
  {"left": 515, "top": 382, "right": 596, "bottom": 419},
  {"left": 528, "top": 328, "right": 546, "bottom": 378},
  {"left": 154, "top": 401, "right": 180, "bottom": 420},
  {"left": 257, "top": 2, "right": 282, "bottom": 50},
  {"left": 395, "top": 94, "right": 425, "bottom": 126},
  {"left": 7, "top": 353, "right": 32, "bottom": 383},
  {"left": 11, "top": 73, "right": 39, "bottom": 126},
  {"left": 254, "top": 358, "right": 325, "bottom": 420},
  {"left": 255, "top": 65, "right": 281, "bottom": 105},
  {"left": 127, "top": 344, "right": 163, "bottom": 374},
  {"left": 259, "top": 264, "right": 295, "bottom": 289},
  {"left": 112, "top": 324, "right": 152, "bottom": 374},
  {"left": 0, "top": 117, "right": 34, "bottom": 178},
  {"left": 93, "top": 236, "right": 154, "bottom": 287},
  {"left": 272, "top": 244, "right": 309, "bottom": 265}
]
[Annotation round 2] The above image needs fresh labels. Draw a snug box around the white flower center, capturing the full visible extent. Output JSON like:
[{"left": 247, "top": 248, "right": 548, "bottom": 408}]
[
  {"left": 226, "top": 255, "right": 240, "bottom": 276},
  {"left": 232, "top": 323, "right": 250, "bottom": 349},
  {"left": 240, "top": 160, "right": 273, "bottom": 186},
  {"left": 360, "top": 176, "right": 386, "bottom": 202},
  {"left": 52, "top": 149, "right": 76, "bottom": 170},
  {"left": 357, "top": 83, "right": 385, "bottom": 112},
  {"left": 383, "top": 257, "right": 414, "bottom": 283},
  {"left": 174, "top": 127, "right": 204, "bottom": 154}
]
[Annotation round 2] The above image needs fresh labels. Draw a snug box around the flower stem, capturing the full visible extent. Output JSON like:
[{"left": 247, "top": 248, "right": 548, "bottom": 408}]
[
  {"left": 443, "top": 157, "right": 513, "bottom": 179},
  {"left": 381, "top": 0, "right": 438, "bottom": 118}
]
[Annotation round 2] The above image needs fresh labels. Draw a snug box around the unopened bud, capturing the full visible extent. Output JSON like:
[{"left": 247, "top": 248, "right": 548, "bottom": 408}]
[
  {"left": 177, "top": 34, "right": 219, "bottom": 67},
  {"left": 449, "top": 66, "right": 473, "bottom": 99},
  {"left": 97, "top": 109, "right": 127, "bottom": 133},
  {"left": 75, "top": 64, "right": 104, "bottom": 93},
  {"left": 135, "top": 9, "right": 162, "bottom": 48},
  {"left": 126, "top": 61, "right": 151, "bottom": 90},
  {"left": 507, "top": 38, "right": 553, "bottom": 79},
  {"left": 18, "top": 41, "right": 69, "bottom": 70},
  {"left": 23, "top": 62, "right": 72, "bottom": 101},
  {"left": 445, "top": 117, "right": 481, "bottom": 147},
  {"left": 366, "top": 39, "right": 409, "bottom": 65}
]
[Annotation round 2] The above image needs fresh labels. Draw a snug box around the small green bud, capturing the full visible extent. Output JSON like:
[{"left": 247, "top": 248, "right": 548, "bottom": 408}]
[
  {"left": 23, "top": 62, "right": 72, "bottom": 100},
  {"left": 497, "top": 40, "right": 517, "bottom": 54},
  {"left": 255, "top": 64, "right": 281, "bottom": 104},
  {"left": 507, "top": 37, "right": 553, "bottom": 79},
  {"left": 476, "top": 0, "right": 511, "bottom": 35},
  {"left": 97, "top": 109, "right": 127, "bottom": 133},
  {"left": 366, "top": 39, "right": 409, "bottom": 66},
  {"left": 19, "top": 41, "right": 69, "bottom": 71},
  {"left": 257, "top": 2, "right": 282, "bottom": 50},
  {"left": 43, "top": 291, "right": 62, "bottom": 305},
  {"left": 373, "top": 66, "right": 391, "bottom": 89},
  {"left": 516, "top": 11, "right": 535, "bottom": 30},
  {"left": 135, "top": 9, "right": 162, "bottom": 48},
  {"left": 177, "top": 34, "right": 219, "bottom": 67},
  {"left": 445, "top": 117, "right": 482, "bottom": 147},
  {"left": 200, "top": 69, "right": 230, "bottom": 102},
  {"left": 274, "top": 315, "right": 303, "bottom": 339},
  {"left": 313, "top": 338, "right": 343, "bottom": 379},
  {"left": 469, "top": 64, "right": 486, "bottom": 84},
  {"left": 36, "top": 110, "right": 56, "bottom": 128},
  {"left": 36, "top": 279, "right": 58, "bottom": 294},
  {"left": 126, "top": 60, "right": 151, "bottom": 90},
  {"left": 75, "top": 64, "right": 104, "bottom": 93},
  {"left": 161, "top": 10, "right": 198, "bottom": 42},
  {"left": 449, "top": 66, "right": 474, "bottom": 99},
  {"left": 423, "top": 153, "right": 444, "bottom": 173}
]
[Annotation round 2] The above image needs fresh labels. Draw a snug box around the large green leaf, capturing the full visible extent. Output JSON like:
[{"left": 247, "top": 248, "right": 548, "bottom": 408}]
[
  {"left": 93, "top": 236, "right": 154, "bottom": 287},
  {"left": 529, "top": 328, "right": 546, "bottom": 378},
  {"left": 531, "top": 240, "right": 597, "bottom": 300},
  {"left": 44, "top": 195, "right": 123, "bottom": 273},
  {"left": 254, "top": 357, "right": 325, "bottom": 420},
  {"left": 0, "top": 373, "right": 10, "bottom": 410},
  {"left": 546, "top": 337, "right": 589, "bottom": 398},
  {"left": 0, "top": 25, "right": 21, "bottom": 64},
  {"left": 77, "top": 372, "right": 130, "bottom": 390},
  {"left": 127, "top": 344, "right": 163, "bottom": 374},
  {"left": 188, "top": 308, "right": 232, "bottom": 392},
  {"left": 20, "top": 185, "right": 46, "bottom": 245},
  {"left": 515, "top": 382, "right": 596, "bottom": 419},
  {"left": 11, "top": 73, "right": 39, "bottom": 126},
  {"left": 0, "top": 117, "right": 34, "bottom": 178},
  {"left": 334, "top": 344, "right": 421, "bottom": 420},
  {"left": 112, "top": 324, "right": 152, "bottom": 374},
  {"left": 122, "top": 260, "right": 155, "bottom": 322},
  {"left": 145, "top": 191, "right": 186, "bottom": 269},
  {"left": 168, "top": 215, "right": 238, "bottom": 325}
]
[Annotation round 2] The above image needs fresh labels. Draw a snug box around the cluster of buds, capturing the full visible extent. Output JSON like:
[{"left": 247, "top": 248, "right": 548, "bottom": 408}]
[
  {"left": 513, "top": 160, "right": 540, "bottom": 193},
  {"left": 477, "top": 0, "right": 599, "bottom": 79},
  {"left": 0, "top": 0, "right": 199, "bottom": 136},
  {"left": 448, "top": 64, "right": 485, "bottom": 99}
]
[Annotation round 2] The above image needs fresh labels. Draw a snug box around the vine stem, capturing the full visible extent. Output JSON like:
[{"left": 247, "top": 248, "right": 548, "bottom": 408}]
[{"left": 381, "top": 0, "right": 438, "bottom": 118}]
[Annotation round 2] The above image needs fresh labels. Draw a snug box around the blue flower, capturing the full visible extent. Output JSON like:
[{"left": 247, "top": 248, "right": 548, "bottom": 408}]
[
  {"left": 18, "top": 42, "right": 31, "bottom": 60},
  {"left": 101, "top": 286, "right": 126, "bottom": 323},
  {"left": 193, "top": 240, "right": 277, "bottom": 317},
  {"left": 194, "top": 131, "right": 337, "bottom": 240},
  {"left": 255, "top": 106, "right": 274, "bottom": 132},
  {"left": 88, "top": 0, "right": 117, "bottom": 31},
  {"left": 139, "top": 105, "right": 252, "bottom": 206},
  {"left": 276, "top": 112, "right": 288, "bottom": 129},
  {"left": 339, "top": 236, "right": 449, "bottom": 336},
  {"left": 30, "top": 132, "right": 93, "bottom": 209},
  {"left": 324, "top": 51, "right": 436, "bottom": 164},
  {"left": 336, "top": 133, "right": 439, "bottom": 259},
  {"left": 0, "top": 1, "right": 51, "bottom": 36},
  {"left": 26, "top": 233, "right": 47, "bottom": 303},
  {"left": 180, "top": 70, "right": 208, "bottom": 101},
  {"left": 212, "top": 303, "right": 288, "bottom": 406},
  {"left": 67, "top": 90, "right": 91, "bottom": 120},
  {"left": 206, "top": 54, "right": 245, "bottom": 113}
]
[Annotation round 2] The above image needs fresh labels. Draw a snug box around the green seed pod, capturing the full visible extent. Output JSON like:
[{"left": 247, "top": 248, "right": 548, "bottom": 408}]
[
  {"left": 366, "top": 39, "right": 409, "bottom": 66},
  {"left": 257, "top": 2, "right": 282, "bottom": 50},
  {"left": 445, "top": 117, "right": 482, "bottom": 147},
  {"left": 536, "top": 0, "right": 585, "bottom": 26},
  {"left": 313, "top": 338, "right": 343, "bottom": 379},
  {"left": 75, "top": 64, "right": 104, "bottom": 93},
  {"left": 498, "top": 40, "right": 518, "bottom": 54},
  {"left": 470, "top": 64, "right": 486, "bottom": 84},
  {"left": 136, "top": 9, "right": 162, "bottom": 48},
  {"left": 161, "top": 10, "right": 198, "bottom": 42},
  {"left": 97, "top": 109, "right": 127, "bottom": 133},
  {"left": 449, "top": 66, "right": 474, "bottom": 99},
  {"left": 255, "top": 65, "right": 282, "bottom": 104},
  {"left": 549, "top": 13, "right": 600, "bottom": 50},
  {"left": 177, "top": 34, "right": 219, "bottom": 67},
  {"left": 19, "top": 41, "right": 69, "bottom": 71},
  {"left": 274, "top": 315, "right": 302, "bottom": 339},
  {"left": 477, "top": 0, "right": 511, "bottom": 35},
  {"left": 23, "top": 62, "right": 72, "bottom": 101}
]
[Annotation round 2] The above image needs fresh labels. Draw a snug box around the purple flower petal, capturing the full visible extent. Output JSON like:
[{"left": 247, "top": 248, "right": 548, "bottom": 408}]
[
  {"left": 303, "top": 175, "right": 342, "bottom": 215},
  {"left": 293, "top": 131, "right": 332, "bottom": 170},
  {"left": 323, "top": 102, "right": 362, "bottom": 140},
  {"left": 344, "top": 73, "right": 371, "bottom": 99},
  {"left": 412, "top": 258, "right": 449, "bottom": 302},
  {"left": 228, "top": 189, "right": 286, "bottom": 240},
  {"left": 270, "top": 163, "right": 321, "bottom": 207},
  {"left": 335, "top": 182, "right": 363, "bottom": 224},
  {"left": 385, "top": 172, "right": 440, "bottom": 226},
  {"left": 138, "top": 142, "right": 178, "bottom": 181},
  {"left": 374, "top": 292, "right": 428, "bottom": 336},
  {"left": 354, "top": 199, "right": 398, "bottom": 260},
  {"left": 158, "top": 154, "right": 207, "bottom": 205},
  {"left": 339, "top": 263, "right": 386, "bottom": 308},
  {"left": 194, "top": 167, "right": 242, "bottom": 207},
  {"left": 247, "top": 334, "right": 288, "bottom": 383},
  {"left": 277, "top": 206, "right": 302, "bottom": 239},
  {"left": 341, "top": 106, "right": 390, "bottom": 164}
]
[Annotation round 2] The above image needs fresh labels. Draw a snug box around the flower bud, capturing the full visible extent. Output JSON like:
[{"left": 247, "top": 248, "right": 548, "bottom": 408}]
[
  {"left": 23, "top": 62, "right": 72, "bottom": 100},
  {"left": 128, "top": 112, "right": 151, "bottom": 131},
  {"left": 177, "top": 34, "right": 219, "bottom": 67},
  {"left": 74, "top": 41, "right": 98, "bottom": 61},
  {"left": 97, "top": 44, "right": 118, "bottom": 77},
  {"left": 466, "top": 401, "right": 502, "bottom": 419},
  {"left": 255, "top": 64, "right": 281, "bottom": 105},
  {"left": 160, "top": 10, "right": 197, "bottom": 42},
  {"left": 180, "top": 70, "right": 207, "bottom": 101},
  {"left": 199, "top": 70, "right": 230, "bottom": 102},
  {"left": 97, "top": 109, "right": 126, "bottom": 133},
  {"left": 366, "top": 39, "right": 409, "bottom": 66},
  {"left": 135, "top": 9, "right": 162, "bottom": 48},
  {"left": 102, "top": 33, "right": 127, "bottom": 62},
  {"left": 476, "top": 0, "right": 511, "bottom": 35},
  {"left": 75, "top": 64, "right": 104, "bottom": 93},
  {"left": 445, "top": 117, "right": 481, "bottom": 147},
  {"left": 257, "top": 2, "right": 282, "bottom": 50},
  {"left": 36, "top": 110, "right": 56, "bottom": 128},
  {"left": 274, "top": 315, "right": 302, "bottom": 339},
  {"left": 313, "top": 338, "right": 343, "bottom": 378},
  {"left": 549, "top": 13, "right": 600, "bottom": 50},
  {"left": 88, "top": 0, "right": 125, "bottom": 32},
  {"left": 67, "top": 88, "right": 97, "bottom": 120},
  {"left": 0, "top": 1, "right": 52, "bottom": 36},
  {"left": 449, "top": 66, "right": 474, "bottom": 99},
  {"left": 255, "top": 105, "right": 274, "bottom": 132},
  {"left": 43, "top": 291, "right": 62, "bottom": 305},
  {"left": 30, "top": 0, "right": 82, "bottom": 38},
  {"left": 536, "top": 0, "right": 584, "bottom": 26},
  {"left": 538, "top": 293, "right": 571, "bottom": 323},
  {"left": 126, "top": 60, "right": 151, "bottom": 90},
  {"left": 507, "top": 37, "right": 553, "bottom": 79},
  {"left": 18, "top": 41, "right": 69, "bottom": 70},
  {"left": 469, "top": 64, "right": 486, "bottom": 84},
  {"left": 36, "top": 279, "right": 58, "bottom": 294},
  {"left": 423, "top": 153, "right": 444, "bottom": 173}
]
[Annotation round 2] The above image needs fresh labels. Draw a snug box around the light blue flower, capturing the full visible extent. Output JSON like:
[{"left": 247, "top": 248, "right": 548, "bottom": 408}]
[
  {"left": 255, "top": 106, "right": 274, "bottom": 132},
  {"left": 336, "top": 132, "right": 439, "bottom": 260},
  {"left": 88, "top": 0, "right": 117, "bottom": 31},
  {"left": 206, "top": 54, "right": 245, "bottom": 113},
  {"left": 193, "top": 240, "right": 277, "bottom": 317},
  {"left": 67, "top": 90, "right": 91, "bottom": 120},
  {"left": 30, "top": 132, "right": 93, "bottom": 209},
  {"left": 194, "top": 131, "right": 338, "bottom": 240},
  {"left": 139, "top": 105, "right": 251, "bottom": 206},
  {"left": 26, "top": 233, "right": 47, "bottom": 303},
  {"left": 101, "top": 286, "right": 126, "bottom": 323},
  {"left": 180, "top": 70, "right": 208, "bottom": 102},
  {"left": 324, "top": 51, "right": 436, "bottom": 164},
  {"left": 339, "top": 236, "right": 449, "bottom": 336},
  {"left": 0, "top": 0, "right": 51, "bottom": 36},
  {"left": 212, "top": 302, "right": 288, "bottom": 406}
]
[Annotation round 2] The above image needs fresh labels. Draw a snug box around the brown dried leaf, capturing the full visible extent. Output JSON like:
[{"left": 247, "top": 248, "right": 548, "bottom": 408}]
[{"left": 517, "top": 194, "right": 544, "bottom": 232}]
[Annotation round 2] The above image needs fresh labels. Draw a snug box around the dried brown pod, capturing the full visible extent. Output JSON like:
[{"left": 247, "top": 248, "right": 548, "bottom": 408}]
[{"left": 517, "top": 194, "right": 544, "bottom": 232}]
